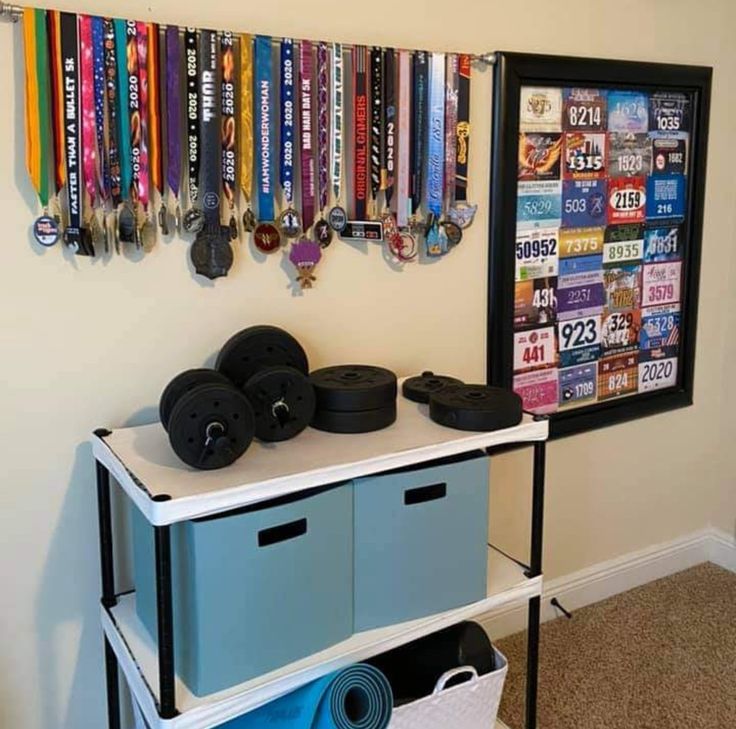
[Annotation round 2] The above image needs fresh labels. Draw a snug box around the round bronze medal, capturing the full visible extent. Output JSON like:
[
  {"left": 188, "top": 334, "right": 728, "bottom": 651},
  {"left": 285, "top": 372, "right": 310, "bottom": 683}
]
[
  {"left": 242, "top": 207, "right": 256, "bottom": 232},
  {"left": 328, "top": 205, "right": 347, "bottom": 232},
  {"left": 118, "top": 204, "right": 137, "bottom": 244},
  {"left": 442, "top": 220, "right": 463, "bottom": 246},
  {"left": 314, "top": 218, "right": 333, "bottom": 247},
  {"left": 191, "top": 226, "right": 234, "bottom": 279},
  {"left": 278, "top": 208, "right": 302, "bottom": 238},
  {"left": 254, "top": 223, "right": 281, "bottom": 253}
]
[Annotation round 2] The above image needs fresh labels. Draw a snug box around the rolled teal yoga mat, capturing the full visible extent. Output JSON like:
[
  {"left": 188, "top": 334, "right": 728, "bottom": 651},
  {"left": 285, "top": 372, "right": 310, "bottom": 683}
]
[{"left": 221, "top": 664, "right": 393, "bottom": 729}]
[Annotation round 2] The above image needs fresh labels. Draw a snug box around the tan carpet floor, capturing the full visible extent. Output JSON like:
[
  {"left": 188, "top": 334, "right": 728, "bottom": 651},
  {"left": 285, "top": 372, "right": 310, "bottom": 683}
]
[{"left": 496, "top": 563, "right": 736, "bottom": 729}]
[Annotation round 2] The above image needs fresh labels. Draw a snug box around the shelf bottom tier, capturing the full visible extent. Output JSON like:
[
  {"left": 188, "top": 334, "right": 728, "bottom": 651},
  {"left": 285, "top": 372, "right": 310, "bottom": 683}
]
[{"left": 102, "top": 547, "right": 540, "bottom": 729}]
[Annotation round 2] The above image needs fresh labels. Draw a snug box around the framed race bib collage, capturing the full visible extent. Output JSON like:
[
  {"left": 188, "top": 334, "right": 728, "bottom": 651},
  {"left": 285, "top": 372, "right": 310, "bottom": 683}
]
[{"left": 488, "top": 53, "right": 712, "bottom": 437}]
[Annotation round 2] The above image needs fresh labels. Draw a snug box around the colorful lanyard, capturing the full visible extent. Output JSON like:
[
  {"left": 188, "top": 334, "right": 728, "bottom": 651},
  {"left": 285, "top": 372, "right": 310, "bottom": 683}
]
[
  {"left": 60, "top": 12, "right": 91, "bottom": 253},
  {"left": 125, "top": 21, "right": 141, "bottom": 205},
  {"left": 103, "top": 19, "right": 122, "bottom": 208},
  {"left": 396, "top": 50, "right": 411, "bottom": 228},
  {"left": 255, "top": 35, "right": 274, "bottom": 222},
  {"left": 443, "top": 54, "right": 459, "bottom": 207},
  {"left": 199, "top": 29, "right": 221, "bottom": 228},
  {"left": 23, "top": 8, "right": 50, "bottom": 211},
  {"left": 136, "top": 22, "right": 151, "bottom": 213},
  {"left": 113, "top": 19, "right": 131, "bottom": 202},
  {"left": 80, "top": 15, "right": 98, "bottom": 207},
  {"left": 185, "top": 28, "right": 200, "bottom": 206},
  {"left": 148, "top": 24, "right": 163, "bottom": 207},
  {"left": 91, "top": 17, "right": 108, "bottom": 203},
  {"left": 352, "top": 45, "right": 368, "bottom": 219},
  {"left": 220, "top": 32, "right": 237, "bottom": 235},
  {"left": 239, "top": 34, "right": 254, "bottom": 221},
  {"left": 47, "top": 11, "right": 65, "bottom": 207},
  {"left": 426, "top": 53, "right": 445, "bottom": 219},
  {"left": 299, "top": 40, "right": 315, "bottom": 232},
  {"left": 330, "top": 43, "right": 343, "bottom": 207},
  {"left": 455, "top": 54, "right": 471, "bottom": 203},
  {"left": 369, "top": 47, "right": 382, "bottom": 208},
  {"left": 383, "top": 48, "right": 396, "bottom": 209},
  {"left": 316, "top": 42, "right": 329, "bottom": 216},
  {"left": 165, "top": 26, "right": 182, "bottom": 214},
  {"left": 279, "top": 39, "right": 296, "bottom": 208},
  {"left": 410, "top": 51, "right": 428, "bottom": 217}
]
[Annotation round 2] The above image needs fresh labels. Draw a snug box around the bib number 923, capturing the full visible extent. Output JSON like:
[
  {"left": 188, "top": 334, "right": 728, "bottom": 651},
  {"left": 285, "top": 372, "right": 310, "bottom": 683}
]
[{"left": 558, "top": 315, "right": 601, "bottom": 351}]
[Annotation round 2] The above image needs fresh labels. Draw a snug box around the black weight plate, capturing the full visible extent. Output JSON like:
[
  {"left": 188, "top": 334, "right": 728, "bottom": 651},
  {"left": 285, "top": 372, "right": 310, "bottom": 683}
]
[
  {"left": 402, "top": 371, "right": 465, "bottom": 404},
  {"left": 168, "top": 383, "right": 255, "bottom": 470},
  {"left": 309, "top": 365, "right": 397, "bottom": 412},
  {"left": 311, "top": 403, "right": 397, "bottom": 434},
  {"left": 429, "top": 385, "right": 523, "bottom": 432},
  {"left": 216, "top": 325, "right": 309, "bottom": 389},
  {"left": 159, "top": 369, "right": 232, "bottom": 431},
  {"left": 243, "top": 366, "right": 316, "bottom": 442}
]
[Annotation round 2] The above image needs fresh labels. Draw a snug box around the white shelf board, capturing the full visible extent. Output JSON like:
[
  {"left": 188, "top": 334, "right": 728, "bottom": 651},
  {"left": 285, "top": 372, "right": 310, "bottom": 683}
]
[
  {"left": 103, "top": 547, "right": 541, "bottom": 729},
  {"left": 93, "top": 390, "right": 547, "bottom": 525}
]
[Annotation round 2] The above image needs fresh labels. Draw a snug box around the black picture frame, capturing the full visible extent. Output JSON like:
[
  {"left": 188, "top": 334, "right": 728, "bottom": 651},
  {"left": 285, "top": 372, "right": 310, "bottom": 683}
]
[{"left": 487, "top": 52, "right": 712, "bottom": 439}]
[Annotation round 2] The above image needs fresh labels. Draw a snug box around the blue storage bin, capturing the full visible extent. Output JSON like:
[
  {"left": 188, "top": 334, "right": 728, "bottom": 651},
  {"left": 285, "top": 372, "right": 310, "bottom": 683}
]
[
  {"left": 353, "top": 452, "right": 489, "bottom": 631},
  {"left": 132, "top": 483, "right": 353, "bottom": 696}
]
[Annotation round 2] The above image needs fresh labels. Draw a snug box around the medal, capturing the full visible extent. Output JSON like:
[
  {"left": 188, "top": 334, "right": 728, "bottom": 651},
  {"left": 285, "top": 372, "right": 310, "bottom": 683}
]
[
  {"left": 254, "top": 222, "right": 281, "bottom": 253},
  {"left": 183, "top": 28, "right": 202, "bottom": 231},
  {"left": 289, "top": 238, "right": 322, "bottom": 289},
  {"left": 165, "top": 26, "right": 182, "bottom": 232},
  {"left": 23, "top": 9, "right": 55, "bottom": 245},
  {"left": 339, "top": 220, "right": 384, "bottom": 242},
  {"left": 278, "top": 39, "right": 300, "bottom": 238},
  {"left": 239, "top": 34, "right": 255, "bottom": 235},
  {"left": 352, "top": 46, "right": 369, "bottom": 220},
  {"left": 191, "top": 29, "right": 232, "bottom": 279},
  {"left": 59, "top": 12, "right": 94, "bottom": 255},
  {"left": 299, "top": 40, "right": 316, "bottom": 235},
  {"left": 220, "top": 32, "right": 238, "bottom": 239},
  {"left": 314, "top": 218, "right": 333, "bottom": 247},
  {"left": 442, "top": 219, "right": 463, "bottom": 246},
  {"left": 328, "top": 206, "right": 347, "bottom": 232},
  {"left": 448, "top": 55, "right": 477, "bottom": 229}
]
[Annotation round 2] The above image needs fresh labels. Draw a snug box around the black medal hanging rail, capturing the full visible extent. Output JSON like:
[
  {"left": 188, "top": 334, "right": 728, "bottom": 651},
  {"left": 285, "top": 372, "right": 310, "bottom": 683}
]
[{"left": 0, "top": 2, "right": 497, "bottom": 65}]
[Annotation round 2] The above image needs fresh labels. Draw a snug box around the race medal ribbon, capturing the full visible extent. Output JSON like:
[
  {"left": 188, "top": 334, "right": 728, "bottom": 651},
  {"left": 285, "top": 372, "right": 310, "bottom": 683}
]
[
  {"left": 239, "top": 34, "right": 255, "bottom": 232},
  {"left": 183, "top": 28, "right": 203, "bottom": 233},
  {"left": 314, "top": 42, "right": 331, "bottom": 246},
  {"left": 146, "top": 24, "right": 166, "bottom": 233},
  {"left": 79, "top": 16, "right": 98, "bottom": 208},
  {"left": 253, "top": 35, "right": 280, "bottom": 252},
  {"left": 443, "top": 54, "right": 458, "bottom": 208},
  {"left": 113, "top": 19, "right": 131, "bottom": 205},
  {"left": 190, "top": 28, "right": 233, "bottom": 279},
  {"left": 410, "top": 51, "right": 428, "bottom": 223},
  {"left": 352, "top": 45, "right": 368, "bottom": 220},
  {"left": 125, "top": 20, "right": 141, "bottom": 212},
  {"left": 220, "top": 32, "right": 237, "bottom": 239},
  {"left": 383, "top": 48, "right": 396, "bottom": 208},
  {"left": 47, "top": 11, "right": 66, "bottom": 219},
  {"left": 426, "top": 52, "right": 446, "bottom": 255},
  {"left": 165, "top": 26, "right": 182, "bottom": 229},
  {"left": 91, "top": 18, "right": 109, "bottom": 208},
  {"left": 396, "top": 50, "right": 411, "bottom": 229},
  {"left": 369, "top": 47, "right": 382, "bottom": 213},
  {"left": 448, "top": 53, "right": 477, "bottom": 230},
  {"left": 135, "top": 21, "right": 152, "bottom": 234},
  {"left": 328, "top": 42, "right": 346, "bottom": 231},
  {"left": 278, "top": 39, "right": 300, "bottom": 237},
  {"left": 299, "top": 40, "right": 316, "bottom": 233},
  {"left": 23, "top": 8, "right": 57, "bottom": 246},
  {"left": 60, "top": 12, "right": 93, "bottom": 255}
]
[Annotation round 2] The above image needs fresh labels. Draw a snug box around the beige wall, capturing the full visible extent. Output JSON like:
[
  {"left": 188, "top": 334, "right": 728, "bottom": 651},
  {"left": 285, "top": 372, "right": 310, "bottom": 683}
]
[{"left": 1, "top": 1, "right": 734, "bottom": 727}]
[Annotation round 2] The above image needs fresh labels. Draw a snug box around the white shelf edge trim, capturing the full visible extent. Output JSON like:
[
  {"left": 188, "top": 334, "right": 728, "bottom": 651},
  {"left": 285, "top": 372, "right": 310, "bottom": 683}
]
[
  {"left": 101, "top": 554, "right": 541, "bottom": 729},
  {"left": 92, "top": 417, "right": 547, "bottom": 526}
]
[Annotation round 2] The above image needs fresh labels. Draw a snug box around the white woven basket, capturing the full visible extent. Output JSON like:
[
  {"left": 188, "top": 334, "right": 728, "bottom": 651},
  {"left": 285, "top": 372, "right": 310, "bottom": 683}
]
[{"left": 387, "top": 647, "right": 508, "bottom": 729}]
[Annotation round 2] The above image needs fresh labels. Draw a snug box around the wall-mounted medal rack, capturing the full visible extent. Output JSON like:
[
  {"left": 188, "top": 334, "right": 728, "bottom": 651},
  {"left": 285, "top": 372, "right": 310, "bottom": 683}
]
[{"left": 3, "top": 1, "right": 495, "bottom": 288}]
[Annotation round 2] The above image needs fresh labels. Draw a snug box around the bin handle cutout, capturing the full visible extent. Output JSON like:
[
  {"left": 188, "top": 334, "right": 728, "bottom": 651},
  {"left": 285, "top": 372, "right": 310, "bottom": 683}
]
[
  {"left": 433, "top": 666, "right": 479, "bottom": 695},
  {"left": 258, "top": 518, "right": 308, "bottom": 547},
  {"left": 404, "top": 482, "right": 447, "bottom": 505}
]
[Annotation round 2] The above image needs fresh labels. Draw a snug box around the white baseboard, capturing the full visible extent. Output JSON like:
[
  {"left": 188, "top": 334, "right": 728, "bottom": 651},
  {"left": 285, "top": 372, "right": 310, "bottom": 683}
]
[{"left": 481, "top": 526, "right": 736, "bottom": 640}]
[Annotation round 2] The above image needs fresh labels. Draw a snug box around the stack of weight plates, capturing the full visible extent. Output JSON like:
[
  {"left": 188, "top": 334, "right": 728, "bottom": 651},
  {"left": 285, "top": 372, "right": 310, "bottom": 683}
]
[{"left": 309, "top": 365, "right": 398, "bottom": 434}]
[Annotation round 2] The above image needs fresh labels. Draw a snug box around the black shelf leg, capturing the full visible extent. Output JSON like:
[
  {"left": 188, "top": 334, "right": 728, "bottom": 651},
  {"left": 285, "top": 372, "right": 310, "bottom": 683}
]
[
  {"left": 155, "top": 525, "right": 177, "bottom": 718},
  {"left": 96, "top": 460, "right": 120, "bottom": 728},
  {"left": 525, "top": 439, "right": 547, "bottom": 729}
]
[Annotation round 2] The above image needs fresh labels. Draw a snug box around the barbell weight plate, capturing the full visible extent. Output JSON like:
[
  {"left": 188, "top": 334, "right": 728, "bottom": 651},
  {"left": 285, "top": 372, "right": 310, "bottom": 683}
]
[
  {"left": 309, "top": 365, "right": 397, "bottom": 412},
  {"left": 216, "top": 325, "right": 309, "bottom": 389},
  {"left": 167, "top": 383, "right": 255, "bottom": 470},
  {"left": 159, "top": 368, "right": 232, "bottom": 431},
  {"left": 402, "top": 371, "right": 465, "bottom": 404},
  {"left": 243, "top": 366, "right": 316, "bottom": 442},
  {"left": 429, "top": 385, "right": 523, "bottom": 432},
  {"left": 310, "top": 403, "right": 397, "bottom": 434}
]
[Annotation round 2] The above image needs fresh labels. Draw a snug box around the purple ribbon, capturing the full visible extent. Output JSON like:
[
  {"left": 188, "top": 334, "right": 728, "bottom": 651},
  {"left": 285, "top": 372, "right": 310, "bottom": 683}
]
[
  {"left": 317, "top": 42, "right": 329, "bottom": 213},
  {"left": 299, "top": 41, "right": 315, "bottom": 231},
  {"left": 166, "top": 26, "right": 182, "bottom": 198}
]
